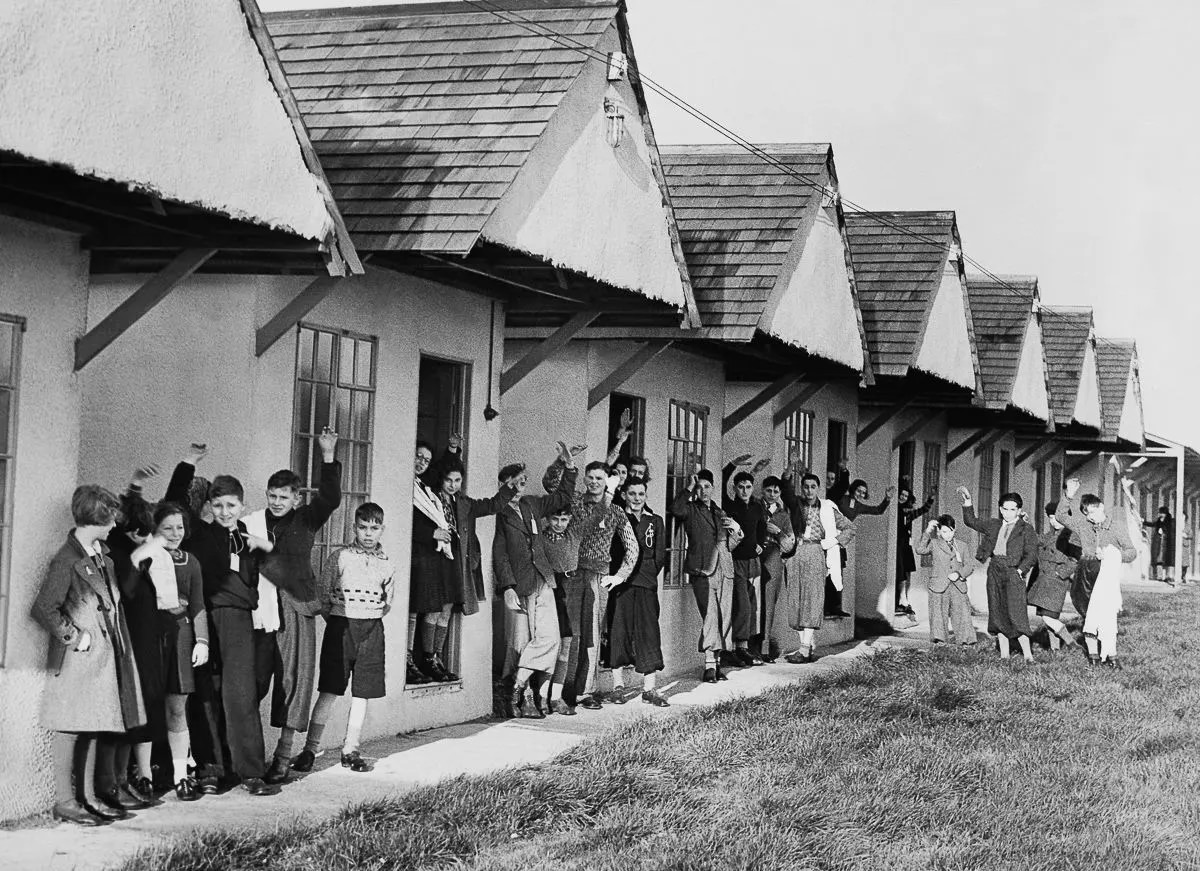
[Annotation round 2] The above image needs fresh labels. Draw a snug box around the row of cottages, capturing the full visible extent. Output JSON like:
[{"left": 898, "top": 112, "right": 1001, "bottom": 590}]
[
  {"left": 0, "top": 0, "right": 362, "bottom": 820},
  {"left": 0, "top": 0, "right": 1172, "bottom": 822}
]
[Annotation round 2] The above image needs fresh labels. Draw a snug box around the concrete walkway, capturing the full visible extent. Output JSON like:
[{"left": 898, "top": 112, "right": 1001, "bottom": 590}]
[{"left": 0, "top": 639, "right": 880, "bottom": 871}]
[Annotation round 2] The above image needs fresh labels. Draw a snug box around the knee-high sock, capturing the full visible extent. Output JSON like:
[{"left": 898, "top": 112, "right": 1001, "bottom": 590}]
[
  {"left": 998, "top": 635, "right": 1011, "bottom": 659},
  {"left": 304, "top": 692, "right": 338, "bottom": 753},
  {"left": 643, "top": 672, "right": 656, "bottom": 692},
  {"left": 113, "top": 741, "right": 132, "bottom": 788},
  {"left": 93, "top": 736, "right": 118, "bottom": 793},
  {"left": 134, "top": 741, "right": 154, "bottom": 781},
  {"left": 75, "top": 734, "right": 99, "bottom": 804},
  {"left": 407, "top": 614, "right": 418, "bottom": 653},
  {"left": 343, "top": 697, "right": 368, "bottom": 754},
  {"left": 275, "top": 726, "right": 296, "bottom": 763},
  {"left": 167, "top": 729, "right": 190, "bottom": 783},
  {"left": 432, "top": 622, "right": 449, "bottom": 655},
  {"left": 54, "top": 733, "right": 76, "bottom": 804},
  {"left": 1084, "top": 634, "right": 1099, "bottom": 656}
]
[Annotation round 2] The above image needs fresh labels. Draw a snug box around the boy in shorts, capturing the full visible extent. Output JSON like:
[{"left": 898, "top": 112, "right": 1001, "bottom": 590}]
[{"left": 291, "top": 502, "right": 394, "bottom": 773}]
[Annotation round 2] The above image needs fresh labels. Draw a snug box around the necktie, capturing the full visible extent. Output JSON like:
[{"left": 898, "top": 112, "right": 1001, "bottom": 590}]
[{"left": 994, "top": 522, "right": 1013, "bottom": 557}]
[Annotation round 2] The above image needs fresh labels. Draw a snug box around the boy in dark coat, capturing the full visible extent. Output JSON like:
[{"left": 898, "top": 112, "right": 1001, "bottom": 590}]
[{"left": 722, "top": 458, "right": 769, "bottom": 665}]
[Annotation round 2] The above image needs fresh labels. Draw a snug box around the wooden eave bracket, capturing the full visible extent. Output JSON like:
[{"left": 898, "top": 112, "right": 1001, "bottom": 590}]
[
  {"left": 772, "top": 382, "right": 828, "bottom": 427},
  {"left": 255, "top": 273, "right": 345, "bottom": 357},
  {"left": 856, "top": 399, "right": 914, "bottom": 447},
  {"left": 891, "top": 409, "right": 943, "bottom": 450},
  {"left": 1014, "top": 438, "right": 1052, "bottom": 466},
  {"left": 946, "top": 429, "right": 989, "bottom": 464},
  {"left": 972, "top": 429, "right": 1010, "bottom": 458},
  {"left": 500, "top": 309, "right": 601, "bottom": 395},
  {"left": 74, "top": 248, "right": 217, "bottom": 371},
  {"left": 587, "top": 340, "right": 673, "bottom": 409},
  {"left": 1066, "top": 451, "right": 1100, "bottom": 476},
  {"left": 722, "top": 373, "right": 803, "bottom": 435}
]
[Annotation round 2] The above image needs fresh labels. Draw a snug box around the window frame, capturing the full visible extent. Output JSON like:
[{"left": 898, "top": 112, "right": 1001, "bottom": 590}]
[
  {"left": 922, "top": 441, "right": 942, "bottom": 517},
  {"left": 999, "top": 449, "right": 1012, "bottom": 497},
  {"left": 609, "top": 392, "right": 646, "bottom": 467},
  {"left": 0, "top": 315, "right": 23, "bottom": 667},
  {"left": 291, "top": 323, "right": 378, "bottom": 573},
  {"left": 826, "top": 419, "right": 848, "bottom": 478},
  {"left": 665, "top": 399, "right": 709, "bottom": 588},
  {"left": 977, "top": 445, "right": 995, "bottom": 518},
  {"left": 785, "top": 409, "right": 816, "bottom": 491}
]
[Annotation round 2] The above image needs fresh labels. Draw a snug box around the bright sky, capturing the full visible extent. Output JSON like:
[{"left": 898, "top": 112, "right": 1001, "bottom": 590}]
[{"left": 260, "top": 0, "right": 1200, "bottom": 443}]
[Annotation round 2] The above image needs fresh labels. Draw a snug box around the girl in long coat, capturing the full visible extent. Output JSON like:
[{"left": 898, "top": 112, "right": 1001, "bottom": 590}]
[{"left": 32, "top": 485, "right": 146, "bottom": 826}]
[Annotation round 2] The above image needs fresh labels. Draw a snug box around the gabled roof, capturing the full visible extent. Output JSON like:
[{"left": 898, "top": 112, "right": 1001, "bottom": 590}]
[
  {"left": 1041, "top": 305, "right": 1100, "bottom": 428},
  {"left": 844, "top": 210, "right": 978, "bottom": 389},
  {"left": 965, "top": 274, "right": 1050, "bottom": 420},
  {"left": 659, "top": 143, "right": 868, "bottom": 372},
  {"left": 661, "top": 144, "right": 826, "bottom": 334},
  {"left": 1096, "top": 339, "right": 1143, "bottom": 445},
  {"left": 267, "top": 1, "right": 617, "bottom": 255},
  {"left": 0, "top": 0, "right": 352, "bottom": 265}
]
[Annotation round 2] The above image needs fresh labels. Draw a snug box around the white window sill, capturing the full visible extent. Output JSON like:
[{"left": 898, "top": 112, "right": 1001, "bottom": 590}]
[{"left": 404, "top": 679, "right": 463, "bottom": 697}]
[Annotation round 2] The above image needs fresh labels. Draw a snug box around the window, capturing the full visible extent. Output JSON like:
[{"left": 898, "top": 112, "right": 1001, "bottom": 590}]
[
  {"left": 922, "top": 442, "right": 942, "bottom": 515},
  {"left": 999, "top": 450, "right": 1011, "bottom": 497},
  {"left": 826, "top": 419, "right": 848, "bottom": 478},
  {"left": 608, "top": 393, "right": 645, "bottom": 469},
  {"left": 1035, "top": 464, "right": 1047, "bottom": 533},
  {"left": 1049, "top": 461, "right": 1062, "bottom": 506},
  {"left": 977, "top": 446, "right": 995, "bottom": 517},
  {"left": 0, "top": 316, "right": 22, "bottom": 666},
  {"left": 898, "top": 441, "right": 916, "bottom": 493},
  {"left": 785, "top": 409, "right": 815, "bottom": 490},
  {"left": 292, "top": 324, "right": 377, "bottom": 572},
  {"left": 665, "top": 400, "right": 708, "bottom": 587}
]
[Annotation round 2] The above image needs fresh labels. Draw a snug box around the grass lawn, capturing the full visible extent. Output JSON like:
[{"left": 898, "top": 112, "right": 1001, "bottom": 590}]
[{"left": 120, "top": 589, "right": 1200, "bottom": 871}]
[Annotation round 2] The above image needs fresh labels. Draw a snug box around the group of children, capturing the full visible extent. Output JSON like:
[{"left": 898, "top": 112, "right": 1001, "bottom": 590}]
[{"left": 33, "top": 429, "right": 398, "bottom": 826}]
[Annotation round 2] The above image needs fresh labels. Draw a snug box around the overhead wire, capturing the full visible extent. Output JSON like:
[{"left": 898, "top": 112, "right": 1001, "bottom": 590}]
[{"left": 458, "top": 0, "right": 1127, "bottom": 354}]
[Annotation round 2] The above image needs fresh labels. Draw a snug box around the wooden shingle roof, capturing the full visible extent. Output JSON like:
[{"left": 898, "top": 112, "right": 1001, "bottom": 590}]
[
  {"left": 966, "top": 275, "right": 1037, "bottom": 408},
  {"left": 843, "top": 210, "right": 959, "bottom": 377},
  {"left": 1041, "top": 306, "right": 1094, "bottom": 426},
  {"left": 659, "top": 144, "right": 828, "bottom": 338},
  {"left": 266, "top": 1, "right": 618, "bottom": 254},
  {"left": 1096, "top": 339, "right": 1137, "bottom": 441}
]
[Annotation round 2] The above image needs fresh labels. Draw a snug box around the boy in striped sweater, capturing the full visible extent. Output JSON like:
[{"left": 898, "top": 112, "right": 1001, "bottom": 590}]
[{"left": 291, "top": 502, "right": 394, "bottom": 773}]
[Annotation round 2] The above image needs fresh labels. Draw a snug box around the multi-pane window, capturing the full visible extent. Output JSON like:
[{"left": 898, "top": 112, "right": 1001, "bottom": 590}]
[
  {"left": 292, "top": 324, "right": 377, "bottom": 572},
  {"left": 0, "top": 316, "right": 21, "bottom": 666},
  {"left": 898, "top": 441, "right": 916, "bottom": 493},
  {"left": 922, "top": 442, "right": 942, "bottom": 515},
  {"left": 977, "top": 446, "right": 995, "bottom": 517},
  {"left": 665, "top": 400, "right": 708, "bottom": 587},
  {"left": 785, "top": 409, "right": 815, "bottom": 490},
  {"left": 999, "top": 450, "right": 1011, "bottom": 497}
]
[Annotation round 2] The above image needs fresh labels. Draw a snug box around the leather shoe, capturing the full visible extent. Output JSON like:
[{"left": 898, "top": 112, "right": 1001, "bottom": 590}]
[
  {"left": 715, "top": 667, "right": 728, "bottom": 681},
  {"left": 406, "top": 654, "right": 432, "bottom": 685},
  {"left": 341, "top": 751, "right": 370, "bottom": 772},
  {"left": 125, "top": 777, "right": 154, "bottom": 806},
  {"left": 734, "top": 649, "right": 756, "bottom": 667},
  {"left": 52, "top": 799, "right": 105, "bottom": 826},
  {"left": 241, "top": 777, "right": 273, "bottom": 796},
  {"left": 421, "top": 653, "right": 452, "bottom": 682},
  {"left": 784, "top": 649, "right": 815, "bottom": 665},
  {"left": 602, "top": 689, "right": 627, "bottom": 705},
  {"left": 264, "top": 757, "right": 290, "bottom": 785},
  {"left": 549, "top": 699, "right": 576, "bottom": 716},
  {"left": 1102, "top": 658, "right": 1122, "bottom": 670},
  {"left": 511, "top": 682, "right": 528, "bottom": 717},
  {"left": 196, "top": 774, "right": 220, "bottom": 795},
  {"left": 174, "top": 777, "right": 201, "bottom": 802},
  {"left": 578, "top": 695, "right": 602, "bottom": 710},
  {"left": 761, "top": 653, "right": 777, "bottom": 664},
  {"left": 641, "top": 690, "right": 669, "bottom": 707},
  {"left": 99, "top": 785, "right": 143, "bottom": 811},
  {"left": 701, "top": 668, "right": 717, "bottom": 683},
  {"left": 87, "top": 798, "right": 127, "bottom": 821},
  {"left": 291, "top": 749, "right": 316, "bottom": 772}
]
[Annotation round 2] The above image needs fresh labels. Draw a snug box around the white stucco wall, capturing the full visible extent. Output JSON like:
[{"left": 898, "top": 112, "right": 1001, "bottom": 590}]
[
  {"left": 1011, "top": 318, "right": 1051, "bottom": 421},
  {"left": 0, "top": 217, "right": 88, "bottom": 822},
  {"left": 759, "top": 208, "right": 865, "bottom": 371},
  {"left": 721, "top": 379, "right": 861, "bottom": 649},
  {"left": 913, "top": 265, "right": 976, "bottom": 389},
  {"left": 1118, "top": 368, "right": 1144, "bottom": 444},
  {"left": 500, "top": 340, "right": 725, "bottom": 677},
  {"left": 1073, "top": 342, "right": 1103, "bottom": 429},
  {"left": 0, "top": 0, "right": 330, "bottom": 239},
  {"left": 76, "top": 267, "right": 503, "bottom": 759},
  {"left": 481, "top": 24, "right": 686, "bottom": 309}
]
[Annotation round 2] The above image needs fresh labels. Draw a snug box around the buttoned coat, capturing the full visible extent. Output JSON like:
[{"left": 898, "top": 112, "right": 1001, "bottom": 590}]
[
  {"left": 443, "top": 483, "right": 517, "bottom": 614},
  {"left": 962, "top": 506, "right": 1039, "bottom": 573},
  {"left": 31, "top": 533, "right": 146, "bottom": 733},
  {"left": 669, "top": 489, "right": 726, "bottom": 575},
  {"left": 915, "top": 531, "right": 976, "bottom": 594},
  {"left": 493, "top": 467, "right": 578, "bottom": 597}
]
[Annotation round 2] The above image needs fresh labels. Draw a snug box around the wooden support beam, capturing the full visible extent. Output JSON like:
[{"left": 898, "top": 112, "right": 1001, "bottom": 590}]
[
  {"left": 1024, "top": 442, "right": 1064, "bottom": 471},
  {"left": 946, "top": 429, "right": 989, "bottom": 464},
  {"left": 421, "top": 254, "right": 590, "bottom": 306},
  {"left": 255, "top": 275, "right": 343, "bottom": 357},
  {"left": 772, "top": 382, "right": 827, "bottom": 427},
  {"left": 1014, "top": 438, "right": 1052, "bottom": 466},
  {"left": 1066, "top": 451, "right": 1100, "bottom": 476},
  {"left": 856, "top": 399, "right": 914, "bottom": 447},
  {"left": 74, "top": 248, "right": 217, "bottom": 371},
  {"left": 587, "top": 340, "right": 673, "bottom": 409},
  {"left": 892, "top": 409, "right": 943, "bottom": 450},
  {"left": 722, "top": 372, "right": 803, "bottom": 434},
  {"left": 500, "top": 310, "right": 600, "bottom": 395},
  {"left": 506, "top": 326, "right": 703, "bottom": 341},
  {"left": 972, "top": 429, "right": 1011, "bottom": 457}
]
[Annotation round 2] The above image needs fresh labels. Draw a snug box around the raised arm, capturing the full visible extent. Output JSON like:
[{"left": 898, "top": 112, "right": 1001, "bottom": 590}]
[
  {"left": 670, "top": 475, "right": 697, "bottom": 519},
  {"left": 302, "top": 428, "right": 343, "bottom": 531},
  {"left": 857, "top": 492, "right": 893, "bottom": 517},
  {"left": 466, "top": 484, "right": 520, "bottom": 521},
  {"left": 914, "top": 521, "right": 936, "bottom": 556},
  {"left": 961, "top": 504, "right": 988, "bottom": 534}
]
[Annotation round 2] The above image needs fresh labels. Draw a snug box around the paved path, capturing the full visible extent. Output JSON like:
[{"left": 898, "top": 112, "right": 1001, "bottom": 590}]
[{"left": 0, "top": 640, "right": 878, "bottom": 871}]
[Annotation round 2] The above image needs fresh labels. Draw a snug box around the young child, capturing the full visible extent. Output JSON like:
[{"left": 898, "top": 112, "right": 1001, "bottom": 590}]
[
  {"left": 915, "top": 515, "right": 977, "bottom": 645},
  {"left": 164, "top": 445, "right": 275, "bottom": 796},
  {"left": 292, "top": 502, "right": 395, "bottom": 773},
  {"left": 32, "top": 485, "right": 146, "bottom": 825}
]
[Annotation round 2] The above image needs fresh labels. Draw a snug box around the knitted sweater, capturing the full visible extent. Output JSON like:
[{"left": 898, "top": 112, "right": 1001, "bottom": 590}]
[{"left": 318, "top": 543, "right": 395, "bottom": 620}]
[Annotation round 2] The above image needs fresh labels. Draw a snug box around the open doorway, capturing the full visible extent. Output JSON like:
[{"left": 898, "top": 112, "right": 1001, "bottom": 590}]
[
  {"left": 410, "top": 355, "right": 471, "bottom": 686},
  {"left": 608, "top": 392, "right": 645, "bottom": 472}
]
